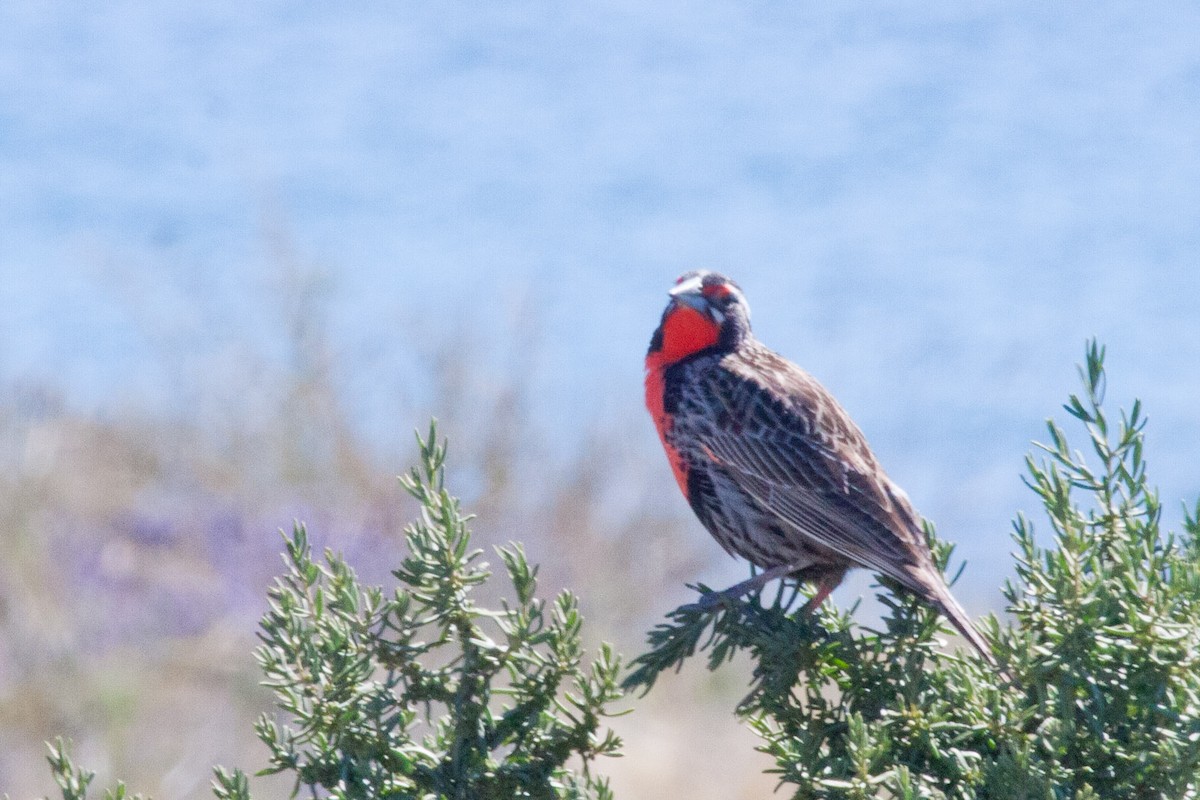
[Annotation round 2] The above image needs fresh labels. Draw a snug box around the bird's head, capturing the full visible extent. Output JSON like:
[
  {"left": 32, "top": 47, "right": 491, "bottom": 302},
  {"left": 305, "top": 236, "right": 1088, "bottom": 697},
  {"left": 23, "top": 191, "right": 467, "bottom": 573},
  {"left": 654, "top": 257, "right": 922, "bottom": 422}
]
[{"left": 648, "top": 271, "right": 752, "bottom": 363}]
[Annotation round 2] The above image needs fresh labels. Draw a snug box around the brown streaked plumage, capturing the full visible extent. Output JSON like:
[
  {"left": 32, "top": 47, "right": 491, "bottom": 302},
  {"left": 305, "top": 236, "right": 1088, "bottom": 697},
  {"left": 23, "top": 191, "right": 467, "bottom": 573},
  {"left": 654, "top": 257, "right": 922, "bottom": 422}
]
[{"left": 644, "top": 270, "right": 997, "bottom": 667}]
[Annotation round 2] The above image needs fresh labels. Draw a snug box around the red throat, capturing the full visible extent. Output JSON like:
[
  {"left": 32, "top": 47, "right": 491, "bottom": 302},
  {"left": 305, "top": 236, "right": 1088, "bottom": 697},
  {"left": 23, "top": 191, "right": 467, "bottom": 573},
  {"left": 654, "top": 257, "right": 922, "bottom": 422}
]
[
  {"left": 652, "top": 304, "right": 721, "bottom": 365},
  {"left": 644, "top": 304, "right": 721, "bottom": 497}
]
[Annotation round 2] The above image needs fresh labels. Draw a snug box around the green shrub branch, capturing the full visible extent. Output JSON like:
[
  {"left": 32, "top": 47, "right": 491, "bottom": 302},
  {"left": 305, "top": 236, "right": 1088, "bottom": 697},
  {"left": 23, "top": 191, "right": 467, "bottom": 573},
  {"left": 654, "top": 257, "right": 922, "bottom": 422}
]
[{"left": 47, "top": 423, "right": 624, "bottom": 800}]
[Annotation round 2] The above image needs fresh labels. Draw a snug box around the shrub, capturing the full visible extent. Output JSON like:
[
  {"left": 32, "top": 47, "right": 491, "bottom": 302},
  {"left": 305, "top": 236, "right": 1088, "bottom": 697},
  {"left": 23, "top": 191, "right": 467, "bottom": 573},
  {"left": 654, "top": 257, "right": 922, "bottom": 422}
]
[
  {"left": 626, "top": 341, "right": 1200, "bottom": 798},
  {"left": 45, "top": 424, "right": 624, "bottom": 800}
]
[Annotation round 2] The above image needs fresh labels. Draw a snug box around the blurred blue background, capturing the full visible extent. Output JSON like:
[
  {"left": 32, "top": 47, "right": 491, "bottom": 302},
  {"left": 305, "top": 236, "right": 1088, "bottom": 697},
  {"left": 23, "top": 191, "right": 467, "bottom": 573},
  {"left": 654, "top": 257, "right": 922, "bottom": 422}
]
[{"left": 1, "top": 3, "right": 1198, "bottom": 797}]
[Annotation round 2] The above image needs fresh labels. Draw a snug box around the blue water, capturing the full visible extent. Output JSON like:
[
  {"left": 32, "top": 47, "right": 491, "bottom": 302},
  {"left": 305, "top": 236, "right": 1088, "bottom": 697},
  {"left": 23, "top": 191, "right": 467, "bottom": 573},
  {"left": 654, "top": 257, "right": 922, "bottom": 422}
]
[{"left": 2, "top": 1, "right": 1199, "bottom": 609}]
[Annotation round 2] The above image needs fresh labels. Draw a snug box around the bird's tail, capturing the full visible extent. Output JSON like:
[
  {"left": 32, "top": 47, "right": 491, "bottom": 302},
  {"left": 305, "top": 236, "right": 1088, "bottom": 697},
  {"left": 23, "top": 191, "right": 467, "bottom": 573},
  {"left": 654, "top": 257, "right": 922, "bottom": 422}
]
[{"left": 925, "top": 578, "right": 1004, "bottom": 676}]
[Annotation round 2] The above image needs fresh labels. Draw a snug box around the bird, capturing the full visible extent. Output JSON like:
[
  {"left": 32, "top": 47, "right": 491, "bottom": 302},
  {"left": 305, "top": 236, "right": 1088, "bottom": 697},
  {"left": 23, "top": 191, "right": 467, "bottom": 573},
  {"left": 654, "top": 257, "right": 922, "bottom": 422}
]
[{"left": 644, "top": 269, "right": 997, "bottom": 667}]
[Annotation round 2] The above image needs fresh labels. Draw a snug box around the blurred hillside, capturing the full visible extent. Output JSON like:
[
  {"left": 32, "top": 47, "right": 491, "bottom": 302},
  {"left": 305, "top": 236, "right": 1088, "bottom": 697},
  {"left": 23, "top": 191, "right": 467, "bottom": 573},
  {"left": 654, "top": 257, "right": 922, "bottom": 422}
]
[{"left": 0, "top": 250, "right": 789, "bottom": 799}]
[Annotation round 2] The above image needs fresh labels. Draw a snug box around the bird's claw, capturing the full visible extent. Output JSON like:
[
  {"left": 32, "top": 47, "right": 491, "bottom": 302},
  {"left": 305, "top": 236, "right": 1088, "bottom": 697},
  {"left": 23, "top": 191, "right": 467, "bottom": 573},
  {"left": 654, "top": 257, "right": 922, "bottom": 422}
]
[{"left": 677, "top": 590, "right": 739, "bottom": 614}]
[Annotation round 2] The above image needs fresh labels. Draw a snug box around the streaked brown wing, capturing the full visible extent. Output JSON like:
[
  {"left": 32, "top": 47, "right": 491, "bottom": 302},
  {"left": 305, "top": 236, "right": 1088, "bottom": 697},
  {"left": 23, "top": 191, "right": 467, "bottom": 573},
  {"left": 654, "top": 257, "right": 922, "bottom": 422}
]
[{"left": 694, "top": 349, "right": 929, "bottom": 586}]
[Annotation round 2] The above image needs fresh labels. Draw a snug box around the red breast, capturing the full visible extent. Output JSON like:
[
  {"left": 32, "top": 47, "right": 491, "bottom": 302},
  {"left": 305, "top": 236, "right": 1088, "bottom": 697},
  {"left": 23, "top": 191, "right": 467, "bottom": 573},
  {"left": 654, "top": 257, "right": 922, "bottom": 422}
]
[{"left": 645, "top": 298, "right": 723, "bottom": 497}]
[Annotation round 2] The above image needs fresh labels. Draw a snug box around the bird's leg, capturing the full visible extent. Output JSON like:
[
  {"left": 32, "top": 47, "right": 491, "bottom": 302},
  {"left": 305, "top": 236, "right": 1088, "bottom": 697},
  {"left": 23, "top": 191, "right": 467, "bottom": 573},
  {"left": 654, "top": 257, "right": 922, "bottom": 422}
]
[
  {"left": 684, "top": 562, "right": 804, "bottom": 611},
  {"left": 797, "top": 571, "right": 845, "bottom": 615},
  {"left": 797, "top": 581, "right": 835, "bottom": 615}
]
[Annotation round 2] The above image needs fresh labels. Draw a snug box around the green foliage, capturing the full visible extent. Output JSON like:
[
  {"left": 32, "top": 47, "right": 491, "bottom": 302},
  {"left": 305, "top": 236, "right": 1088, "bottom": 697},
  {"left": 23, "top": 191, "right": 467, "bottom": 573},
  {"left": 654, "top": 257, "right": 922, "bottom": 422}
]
[
  {"left": 1000, "top": 341, "right": 1200, "bottom": 797},
  {"left": 46, "top": 423, "right": 623, "bottom": 800},
  {"left": 44, "top": 739, "right": 147, "bottom": 800},
  {"left": 627, "top": 341, "right": 1200, "bottom": 798}
]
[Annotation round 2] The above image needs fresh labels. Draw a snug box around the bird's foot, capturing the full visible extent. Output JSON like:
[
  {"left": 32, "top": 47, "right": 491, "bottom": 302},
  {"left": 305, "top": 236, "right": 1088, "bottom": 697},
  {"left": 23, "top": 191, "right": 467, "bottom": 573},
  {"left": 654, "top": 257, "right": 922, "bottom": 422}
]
[{"left": 676, "top": 588, "right": 743, "bottom": 614}]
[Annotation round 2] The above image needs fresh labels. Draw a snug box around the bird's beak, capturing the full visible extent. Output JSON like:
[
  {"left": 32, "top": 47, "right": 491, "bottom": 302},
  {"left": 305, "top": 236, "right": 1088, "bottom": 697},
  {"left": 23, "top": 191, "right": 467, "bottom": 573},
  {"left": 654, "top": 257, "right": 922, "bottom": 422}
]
[{"left": 668, "top": 273, "right": 709, "bottom": 314}]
